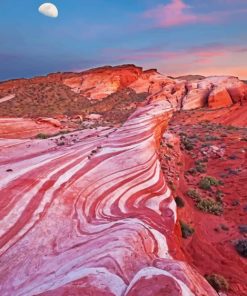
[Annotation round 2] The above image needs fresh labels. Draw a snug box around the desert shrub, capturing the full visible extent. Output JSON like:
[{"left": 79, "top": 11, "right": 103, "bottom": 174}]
[
  {"left": 239, "top": 225, "right": 247, "bottom": 234},
  {"left": 57, "top": 141, "right": 65, "bottom": 146},
  {"left": 235, "top": 239, "right": 247, "bottom": 258},
  {"left": 201, "top": 143, "right": 212, "bottom": 148},
  {"left": 188, "top": 134, "right": 198, "bottom": 139},
  {"left": 179, "top": 221, "right": 194, "bottom": 238},
  {"left": 226, "top": 168, "right": 240, "bottom": 175},
  {"left": 205, "top": 274, "right": 229, "bottom": 292},
  {"left": 195, "top": 158, "right": 208, "bottom": 164},
  {"left": 187, "top": 189, "right": 201, "bottom": 202},
  {"left": 187, "top": 168, "right": 197, "bottom": 175},
  {"left": 196, "top": 198, "right": 223, "bottom": 215},
  {"left": 216, "top": 190, "right": 224, "bottom": 202},
  {"left": 166, "top": 143, "right": 174, "bottom": 149},
  {"left": 181, "top": 137, "right": 194, "bottom": 151},
  {"left": 228, "top": 154, "right": 238, "bottom": 160},
  {"left": 35, "top": 130, "right": 71, "bottom": 140},
  {"left": 205, "top": 135, "right": 220, "bottom": 141},
  {"left": 179, "top": 132, "right": 187, "bottom": 137},
  {"left": 35, "top": 133, "right": 49, "bottom": 139},
  {"left": 220, "top": 224, "right": 229, "bottom": 231},
  {"left": 168, "top": 181, "right": 176, "bottom": 191},
  {"left": 199, "top": 176, "right": 223, "bottom": 190},
  {"left": 175, "top": 196, "right": 185, "bottom": 208},
  {"left": 226, "top": 125, "right": 238, "bottom": 131},
  {"left": 195, "top": 162, "right": 207, "bottom": 173}
]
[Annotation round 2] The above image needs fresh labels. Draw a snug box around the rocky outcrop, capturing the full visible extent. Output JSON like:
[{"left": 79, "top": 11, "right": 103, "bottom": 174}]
[
  {"left": 208, "top": 86, "right": 233, "bottom": 109},
  {"left": 35, "top": 117, "right": 62, "bottom": 128},
  {"left": 63, "top": 65, "right": 144, "bottom": 100},
  {"left": 1, "top": 65, "right": 247, "bottom": 295},
  {"left": 129, "top": 70, "right": 247, "bottom": 111},
  {"left": 0, "top": 98, "right": 217, "bottom": 295},
  {"left": 0, "top": 118, "right": 61, "bottom": 139},
  {"left": 182, "top": 87, "right": 209, "bottom": 110},
  {"left": 198, "top": 76, "right": 247, "bottom": 105},
  {"left": 0, "top": 94, "right": 15, "bottom": 103},
  {"left": 0, "top": 65, "right": 246, "bottom": 115}
]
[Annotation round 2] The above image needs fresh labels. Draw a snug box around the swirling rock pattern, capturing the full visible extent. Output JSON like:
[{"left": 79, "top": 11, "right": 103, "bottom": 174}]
[{"left": 0, "top": 97, "right": 217, "bottom": 295}]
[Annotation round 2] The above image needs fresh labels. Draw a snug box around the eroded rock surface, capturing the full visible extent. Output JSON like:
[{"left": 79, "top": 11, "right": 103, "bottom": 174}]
[
  {"left": 0, "top": 98, "right": 217, "bottom": 295},
  {"left": 0, "top": 64, "right": 247, "bottom": 295}
]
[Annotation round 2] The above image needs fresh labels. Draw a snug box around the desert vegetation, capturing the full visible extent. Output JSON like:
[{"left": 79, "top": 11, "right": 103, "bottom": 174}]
[
  {"left": 198, "top": 176, "right": 223, "bottom": 191},
  {"left": 235, "top": 239, "right": 247, "bottom": 258},
  {"left": 179, "top": 220, "right": 194, "bottom": 239},
  {"left": 0, "top": 82, "right": 148, "bottom": 125},
  {"left": 175, "top": 196, "right": 185, "bottom": 208},
  {"left": 205, "top": 274, "right": 229, "bottom": 292}
]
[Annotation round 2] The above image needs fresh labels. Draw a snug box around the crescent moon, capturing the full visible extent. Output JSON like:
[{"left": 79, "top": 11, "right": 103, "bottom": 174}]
[{"left": 38, "top": 3, "right": 58, "bottom": 18}]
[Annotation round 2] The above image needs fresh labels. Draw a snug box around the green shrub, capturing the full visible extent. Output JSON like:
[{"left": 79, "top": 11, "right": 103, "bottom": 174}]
[
  {"left": 187, "top": 189, "right": 201, "bottom": 202},
  {"left": 179, "top": 221, "right": 194, "bottom": 238},
  {"left": 199, "top": 176, "right": 223, "bottom": 190},
  {"left": 205, "top": 274, "right": 229, "bottom": 292},
  {"left": 196, "top": 198, "right": 223, "bottom": 215},
  {"left": 175, "top": 196, "right": 185, "bottom": 208}
]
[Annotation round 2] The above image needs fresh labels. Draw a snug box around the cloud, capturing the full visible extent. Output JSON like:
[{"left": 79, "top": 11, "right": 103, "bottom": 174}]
[
  {"left": 107, "top": 43, "right": 247, "bottom": 63},
  {"left": 102, "top": 43, "right": 247, "bottom": 78},
  {"left": 38, "top": 3, "right": 58, "bottom": 18},
  {"left": 143, "top": 0, "right": 247, "bottom": 28},
  {"left": 143, "top": 0, "right": 214, "bottom": 27}
]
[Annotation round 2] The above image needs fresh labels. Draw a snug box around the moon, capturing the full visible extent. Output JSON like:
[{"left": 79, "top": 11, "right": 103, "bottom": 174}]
[{"left": 38, "top": 3, "right": 58, "bottom": 18}]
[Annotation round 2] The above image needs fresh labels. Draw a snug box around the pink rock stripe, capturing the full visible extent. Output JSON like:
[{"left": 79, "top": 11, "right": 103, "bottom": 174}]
[{"left": 0, "top": 100, "right": 217, "bottom": 295}]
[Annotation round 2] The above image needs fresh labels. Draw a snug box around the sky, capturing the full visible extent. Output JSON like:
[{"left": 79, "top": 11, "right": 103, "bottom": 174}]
[{"left": 0, "top": 0, "right": 247, "bottom": 80}]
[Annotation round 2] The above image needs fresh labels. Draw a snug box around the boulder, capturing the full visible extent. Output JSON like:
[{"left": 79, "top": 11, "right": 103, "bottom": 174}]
[
  {"left": 208, "top": 86, "right": 233, "bottom": 109},
  {"left": 35, "top": 117, "right": 62, "bottom": 128},
  {"left": 86, "top": 113, "right": 102, "bottom": 120},
  {"left": 183, "top": 88, "right": 209, "bottom": 110}
]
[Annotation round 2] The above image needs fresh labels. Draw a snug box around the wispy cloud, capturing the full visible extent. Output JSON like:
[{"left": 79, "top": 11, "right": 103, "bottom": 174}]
[
  {"left": 106, "top": 43, "right": 247, "bottom": 63},
  {"left": 143, "top": 0, "right": 247, "bottom": 28},
  {"left": 143, "top": 0, "right": 214, "bottom": 27},
  {"left": 101, "top": 43, "right": 247, "bottom": 78}
]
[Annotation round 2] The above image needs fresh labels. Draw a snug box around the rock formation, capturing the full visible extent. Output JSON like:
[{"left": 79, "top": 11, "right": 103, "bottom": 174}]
[
  {"left": 0, "top": 64, "right": 246, "bottom": 295},
  {"left": 0, "top": 98, "right": 217, "bottom": 296},
  {"left": 208, "top": 86, "right": 233, "bottom": 109}
]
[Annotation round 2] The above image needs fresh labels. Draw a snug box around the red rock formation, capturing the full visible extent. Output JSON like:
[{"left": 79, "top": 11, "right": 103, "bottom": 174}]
[
  {"left": 208, "top": 86, "right": 233, "bottom": 109},
  {"left": 1, "top": 65, "right": 247, "bottom": 295},
  {"left": 175, "top": 102, "right": 247, "bottom": 128},
  {"left": 63, "top": 65, "right": 144, "bottom": 100},
  {"left": 182, "top": 88, "right": 209, "bottom": 110},
  {"left": 0, "top": 98, "right": 217, "bottom": 295},
  {"left": 0, "top": 118, "right": 61, "bottom": 139},
  {"left": 199, "top": 76, "right": 247, "bottom": 105},
  {"left": 35, "top": 117, "right": 62, "bottom": 128},
  {"left": 167, "top": 110, "right": 247, "bottom": 296}
]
